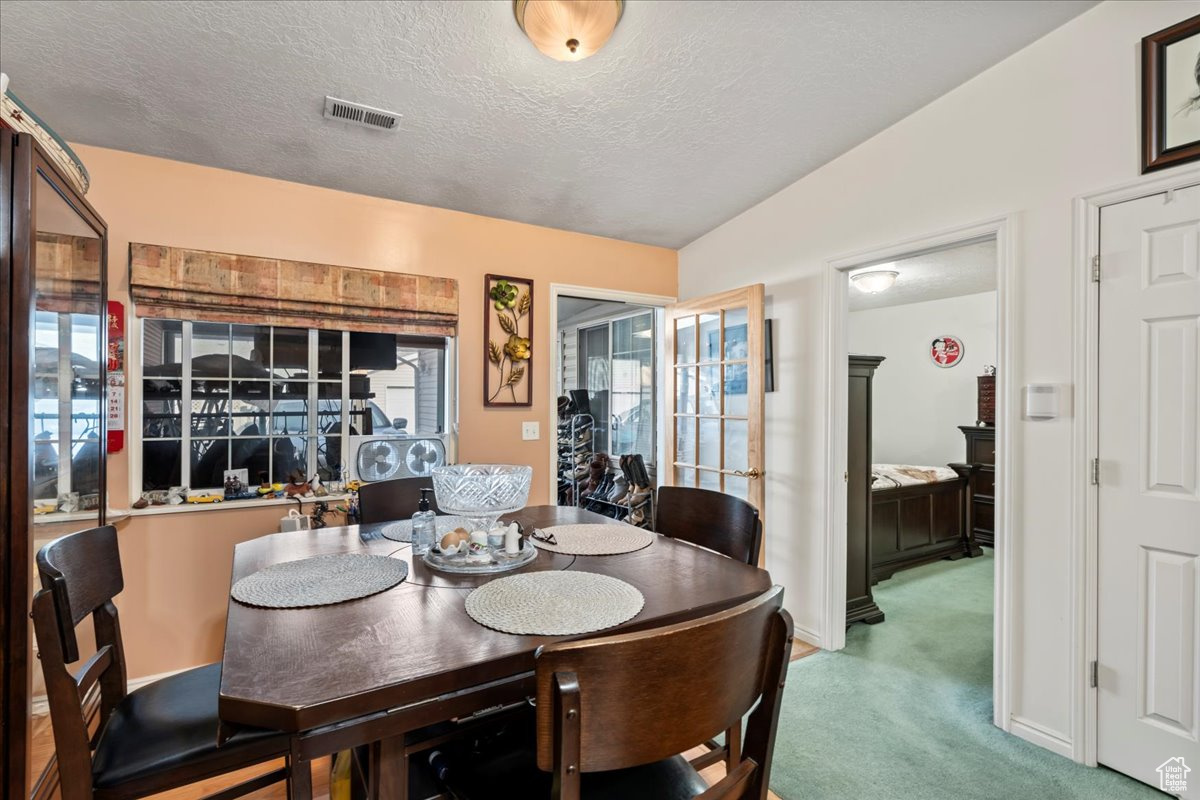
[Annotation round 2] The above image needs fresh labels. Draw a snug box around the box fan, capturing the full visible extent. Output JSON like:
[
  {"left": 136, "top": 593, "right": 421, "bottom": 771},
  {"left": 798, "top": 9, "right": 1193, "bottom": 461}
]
[{"left": 353, "top": 437, "right": 446, "bottom": 482}]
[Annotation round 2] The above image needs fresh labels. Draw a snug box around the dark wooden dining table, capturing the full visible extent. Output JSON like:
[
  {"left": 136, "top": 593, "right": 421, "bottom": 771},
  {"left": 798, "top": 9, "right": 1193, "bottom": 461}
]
[{"left": 218, "top": 505, "right": 772, "bottom": 797}]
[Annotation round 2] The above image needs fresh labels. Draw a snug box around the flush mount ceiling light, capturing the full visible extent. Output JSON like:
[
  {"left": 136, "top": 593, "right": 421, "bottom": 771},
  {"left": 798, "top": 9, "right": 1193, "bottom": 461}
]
[
  {"left": 513, "top": 0, "right": 624, "bottom": 62},
  {"left": 850, "top": 269, "right": 900, "bottom": 294}
]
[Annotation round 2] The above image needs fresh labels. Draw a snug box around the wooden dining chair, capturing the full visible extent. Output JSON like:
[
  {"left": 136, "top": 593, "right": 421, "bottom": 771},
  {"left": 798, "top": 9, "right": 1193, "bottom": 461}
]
[
  {"left": 31, "top": 525, "right": 300, "bottom": 800},
  {"left": 654, "top": 486, "right": 763, "bottom": 566},
  {"left": 653, "top": 486, "right": 764, "bottom": 772},
  {"left": 427, "top": 585, "right": 793, "bottom": 800},
  {"left": 357, "top": 475, "right": 440, "bottom": 524}
]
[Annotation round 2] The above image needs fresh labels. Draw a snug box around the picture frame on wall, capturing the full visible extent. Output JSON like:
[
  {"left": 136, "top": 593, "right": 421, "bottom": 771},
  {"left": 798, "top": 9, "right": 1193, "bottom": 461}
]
[
  {"left": 1142, "top": 15, "right": 1200, "bottom": 173},
  {"left": 484, "top": 274, "right": 533, "bottom": 407}
]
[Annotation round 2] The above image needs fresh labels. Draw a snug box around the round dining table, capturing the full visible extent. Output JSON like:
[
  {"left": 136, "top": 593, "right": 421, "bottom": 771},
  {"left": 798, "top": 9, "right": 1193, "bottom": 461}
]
[{"left": 218, "top": 504, "right": 772, "bottom": 798}]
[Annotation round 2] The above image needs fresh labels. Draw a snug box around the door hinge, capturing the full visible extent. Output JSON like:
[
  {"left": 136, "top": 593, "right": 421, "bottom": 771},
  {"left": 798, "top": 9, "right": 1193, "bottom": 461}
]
[
  {"left": 1090, "top": 458, "right": 1100, "bottom": 486},
  {"left": 1091, "top": 254, "right": 1101, "bottom": 282},
  {"left": 1090, "top": 660, "right": 1098, "bottom": 688}
]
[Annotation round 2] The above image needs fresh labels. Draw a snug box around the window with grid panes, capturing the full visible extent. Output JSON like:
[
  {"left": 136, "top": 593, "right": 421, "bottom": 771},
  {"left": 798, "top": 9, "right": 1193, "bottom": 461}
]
[{"left": 140, "top": 320, "right": 447, "bottom": 494}]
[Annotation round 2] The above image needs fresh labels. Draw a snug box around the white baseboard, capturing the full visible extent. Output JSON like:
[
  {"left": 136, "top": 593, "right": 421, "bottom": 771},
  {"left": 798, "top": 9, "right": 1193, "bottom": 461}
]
[
  {"left": 792, "top": 621, "right": 823, "bottom": 650},
  {"left": 1010, "top": 715, "right": 1074, "bottom": 760},
  {"left": 32, "top": 666, "right": 194, "bottom": 716}
]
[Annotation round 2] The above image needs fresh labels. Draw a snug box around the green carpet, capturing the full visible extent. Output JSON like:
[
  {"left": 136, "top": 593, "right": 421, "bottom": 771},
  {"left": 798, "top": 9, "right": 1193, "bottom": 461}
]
[{"left": 768, "top": 552, "right": 1163, "bottom": 799}]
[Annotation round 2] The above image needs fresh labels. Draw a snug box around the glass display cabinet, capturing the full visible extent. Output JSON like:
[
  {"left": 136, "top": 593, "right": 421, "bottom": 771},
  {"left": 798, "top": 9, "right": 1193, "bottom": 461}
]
[{"left": 2, "top": 130, "right": 108, "bottom": 796}]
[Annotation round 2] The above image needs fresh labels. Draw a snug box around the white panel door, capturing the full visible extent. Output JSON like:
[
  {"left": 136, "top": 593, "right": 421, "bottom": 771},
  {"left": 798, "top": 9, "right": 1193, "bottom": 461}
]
[{"left": 1098, "top": 184, "right": 1200, "bottom": 798}]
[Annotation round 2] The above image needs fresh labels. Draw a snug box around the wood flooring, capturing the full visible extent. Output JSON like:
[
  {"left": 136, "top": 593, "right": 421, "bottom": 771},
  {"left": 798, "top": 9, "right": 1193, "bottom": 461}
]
[{"left": 28, "top": 640, "right": 818, "bottom": 799}]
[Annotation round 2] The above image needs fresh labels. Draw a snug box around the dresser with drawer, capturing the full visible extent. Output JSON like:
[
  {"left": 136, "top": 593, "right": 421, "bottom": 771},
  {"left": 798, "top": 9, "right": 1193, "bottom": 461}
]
[{"left": 959, "top": 425, "right": 996, "bottom": 546}]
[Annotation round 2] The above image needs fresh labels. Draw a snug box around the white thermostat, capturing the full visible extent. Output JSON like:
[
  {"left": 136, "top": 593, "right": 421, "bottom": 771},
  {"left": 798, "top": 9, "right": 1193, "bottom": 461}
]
[{"left": 1024, "top": 384, "right": 1057, "bottom": 420}]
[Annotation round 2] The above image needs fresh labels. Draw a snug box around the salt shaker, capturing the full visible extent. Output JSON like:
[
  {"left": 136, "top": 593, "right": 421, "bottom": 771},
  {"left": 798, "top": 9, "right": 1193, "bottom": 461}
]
[{"left": 504, "top": 522, "right": 522, "bottom": 555}]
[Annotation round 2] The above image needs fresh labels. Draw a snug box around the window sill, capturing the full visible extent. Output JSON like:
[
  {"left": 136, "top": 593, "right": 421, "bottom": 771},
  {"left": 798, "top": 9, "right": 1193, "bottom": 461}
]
[
  {"left": 33, "top": 510, "right": 107, "bottom": 525},
  {"left": 122, "top": 494, "right": 351, "bottom": 517}
]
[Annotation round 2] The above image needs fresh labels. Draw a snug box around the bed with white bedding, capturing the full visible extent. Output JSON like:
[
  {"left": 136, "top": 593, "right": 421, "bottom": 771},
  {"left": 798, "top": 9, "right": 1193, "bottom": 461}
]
[{"left": 868, "top": 462, "right": 981, "bottom": 582}]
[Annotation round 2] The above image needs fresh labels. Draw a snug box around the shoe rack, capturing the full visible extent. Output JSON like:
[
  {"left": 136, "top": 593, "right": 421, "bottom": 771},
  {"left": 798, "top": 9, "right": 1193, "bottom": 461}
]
[
  {"left": 557, "top": 413, "right": 594, "bottom": 506},
  {"left": 579, "top": 453, "right": 655, "bottom": 530}
]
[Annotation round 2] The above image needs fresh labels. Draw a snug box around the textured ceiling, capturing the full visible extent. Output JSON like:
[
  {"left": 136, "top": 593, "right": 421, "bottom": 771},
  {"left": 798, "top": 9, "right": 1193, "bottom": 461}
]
[
  {"left": 848, "top": 239, "right": 996, "bottom": 311},
  {"left": 0, "top": 0, "right": 1095, "bottom": 248}
]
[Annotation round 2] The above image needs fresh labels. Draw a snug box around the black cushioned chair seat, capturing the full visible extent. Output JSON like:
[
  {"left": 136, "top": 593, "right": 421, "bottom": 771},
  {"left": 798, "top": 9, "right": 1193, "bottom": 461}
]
[
  {"left": 91, "top": 663, "right": 288, "bottom": 792},
  {"left": 427, "top": 716, "right": 709, "bottom": 800}
]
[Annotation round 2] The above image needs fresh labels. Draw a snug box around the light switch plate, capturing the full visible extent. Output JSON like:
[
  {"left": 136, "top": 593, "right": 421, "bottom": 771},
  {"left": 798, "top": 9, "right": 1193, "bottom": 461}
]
[{"left": 522, "top": 421, "right": 540, "bottom": 441}]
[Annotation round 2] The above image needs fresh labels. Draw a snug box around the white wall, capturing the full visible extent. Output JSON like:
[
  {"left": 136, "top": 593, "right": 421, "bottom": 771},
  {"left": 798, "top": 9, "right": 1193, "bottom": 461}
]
[
  {"left": 849, "top": 291, "right": 997, "bottom": 466},
  {"left": 677, "top": 0, "right": 1199, "bottom": 759}
]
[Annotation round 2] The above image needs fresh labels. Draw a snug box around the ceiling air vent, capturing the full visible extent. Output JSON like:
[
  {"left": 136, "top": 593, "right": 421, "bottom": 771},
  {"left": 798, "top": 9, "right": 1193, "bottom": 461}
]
[{"left": 323, "top": 96, "right": 400, "bottom": 131}]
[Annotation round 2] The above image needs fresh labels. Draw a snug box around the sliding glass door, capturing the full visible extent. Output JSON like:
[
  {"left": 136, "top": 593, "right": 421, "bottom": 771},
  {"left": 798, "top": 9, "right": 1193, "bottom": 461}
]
[{"left": 569, "top": 309, "right": 656, "bottom": 465}]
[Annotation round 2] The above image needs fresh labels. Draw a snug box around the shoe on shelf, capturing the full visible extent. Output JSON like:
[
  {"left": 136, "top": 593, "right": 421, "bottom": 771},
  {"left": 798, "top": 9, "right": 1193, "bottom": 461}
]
[
  {"left": 626, "top": 486, "right": 652, "bottom": 506},
  {"left": 607, "top": 476, "right": 628, "bottom": 503},
  {"left": 622, "top": 507, "right": 646, "bottom": 526},
  {"left": 593, "top": 472, "right": 613, "bottom": 501},
  {"left": 617, "top": 455, "right": 632, "bottom": 487},
  {"left": 631, "top": 454, "right": 652, "bottom": 489}
]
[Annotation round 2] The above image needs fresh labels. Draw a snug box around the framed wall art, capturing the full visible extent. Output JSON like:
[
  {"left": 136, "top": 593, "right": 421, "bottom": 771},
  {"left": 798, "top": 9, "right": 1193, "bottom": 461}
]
[
  {"left": 1142, "top": 15, "right": 1200, "bottom": 173},
  {"left": 484, "top": 274, "right": 533, "bottom": 406}
]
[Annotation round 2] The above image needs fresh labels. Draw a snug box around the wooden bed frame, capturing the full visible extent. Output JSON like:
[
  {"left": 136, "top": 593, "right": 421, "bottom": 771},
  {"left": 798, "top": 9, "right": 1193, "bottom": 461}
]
[{"left": 870, "top": 463, "right": 983, "bottom": 583}]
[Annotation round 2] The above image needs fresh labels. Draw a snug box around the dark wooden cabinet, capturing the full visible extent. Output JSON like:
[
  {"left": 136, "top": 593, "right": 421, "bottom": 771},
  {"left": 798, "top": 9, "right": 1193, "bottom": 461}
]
[
  {"left": 847, "top": 355, "right": 885, "bottom": 626},
  {"left": 959, "top": 425, "right": 996, "bottom": 546},
  {"left": 2, "top": 131, "right": 108, "bottom": 796}
]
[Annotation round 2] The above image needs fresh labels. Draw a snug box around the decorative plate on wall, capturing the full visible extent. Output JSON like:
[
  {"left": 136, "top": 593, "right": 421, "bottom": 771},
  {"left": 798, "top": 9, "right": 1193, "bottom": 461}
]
[{"left": 930, "top": 335, "right": 963, "bottom": 368}]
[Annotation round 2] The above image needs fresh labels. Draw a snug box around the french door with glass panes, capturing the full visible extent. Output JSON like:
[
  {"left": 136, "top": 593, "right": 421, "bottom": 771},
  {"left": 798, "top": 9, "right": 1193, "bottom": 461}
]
[{"left": 664, "top": 285, "right": 765, "bottom": 529}]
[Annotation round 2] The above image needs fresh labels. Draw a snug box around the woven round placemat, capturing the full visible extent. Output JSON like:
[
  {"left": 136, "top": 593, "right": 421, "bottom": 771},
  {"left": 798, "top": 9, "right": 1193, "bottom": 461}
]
[
  {"left": 465, "top": 571, "right": 644, "bottom": 635},
  {"left": 377, "top": 516, "right": 474, "bottom": 544},
  {"left": 231, "top": 553, "right": 408, "bottom": 609},
  {"left": 530, "top": 523, "right": 654, "bottom": 556}
]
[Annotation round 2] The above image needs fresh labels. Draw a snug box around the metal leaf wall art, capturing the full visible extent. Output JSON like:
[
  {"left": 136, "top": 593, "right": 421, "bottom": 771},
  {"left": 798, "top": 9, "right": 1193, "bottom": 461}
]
[{"left": 485, "top": 275, "right": 533, "bottom": 406}]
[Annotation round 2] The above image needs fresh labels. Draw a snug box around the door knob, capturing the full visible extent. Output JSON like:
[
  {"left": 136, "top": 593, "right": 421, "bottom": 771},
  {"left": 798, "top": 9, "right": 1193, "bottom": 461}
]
[{"left": 733, "top": 468, "right": 762, "bottom": 479}]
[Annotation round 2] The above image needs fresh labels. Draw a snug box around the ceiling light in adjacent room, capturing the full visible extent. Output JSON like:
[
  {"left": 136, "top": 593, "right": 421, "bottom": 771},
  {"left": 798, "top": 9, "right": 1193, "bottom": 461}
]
[
  {"left": 850, "top": 269, "right": 899, "bottom": 294},
  {"left": 513, "top": 0, "right": 624, "bottom": 62}
]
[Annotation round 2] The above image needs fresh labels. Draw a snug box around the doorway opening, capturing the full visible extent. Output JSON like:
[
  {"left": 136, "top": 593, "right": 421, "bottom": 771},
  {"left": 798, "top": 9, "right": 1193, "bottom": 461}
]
[
  {"left": 845, "top": 237, "right": 997, "bottom": 620},
  {"left": 547, "top": 286, "right": 673, "bottom": 520},
  {"left": 823, "top": 216, "right": 1015, "bottom": 731}
]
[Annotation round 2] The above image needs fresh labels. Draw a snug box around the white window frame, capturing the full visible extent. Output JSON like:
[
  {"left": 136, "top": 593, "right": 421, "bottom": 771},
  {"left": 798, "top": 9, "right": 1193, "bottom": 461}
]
[{"left": 126, "top": 317, "right": 456, "bottom": 514}]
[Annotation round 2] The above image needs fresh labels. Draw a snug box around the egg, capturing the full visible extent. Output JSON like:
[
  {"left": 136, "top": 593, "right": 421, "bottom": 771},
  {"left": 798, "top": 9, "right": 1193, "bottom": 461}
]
[{"left": 440, "top": 529, "right": 470, "bottom": 552}]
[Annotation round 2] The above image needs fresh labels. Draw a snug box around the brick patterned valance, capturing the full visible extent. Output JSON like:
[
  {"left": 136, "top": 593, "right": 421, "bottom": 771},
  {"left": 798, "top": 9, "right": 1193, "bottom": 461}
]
[
  {"left": 129, "top": 243, "right": 459, "bottom": 337},
  {"left": 35, "top": 233, "right": 103, "bottom": 314}
]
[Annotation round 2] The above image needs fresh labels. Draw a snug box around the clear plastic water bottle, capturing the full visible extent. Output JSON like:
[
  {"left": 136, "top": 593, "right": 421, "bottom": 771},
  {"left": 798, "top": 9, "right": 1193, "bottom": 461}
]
[{"left": 411, "top": 488, "right": 436, "bottom": 555}]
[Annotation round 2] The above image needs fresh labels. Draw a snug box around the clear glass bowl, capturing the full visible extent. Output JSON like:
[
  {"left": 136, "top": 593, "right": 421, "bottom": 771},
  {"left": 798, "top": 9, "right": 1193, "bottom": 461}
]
[{"left": 431, "top": 464, "right": 533, "bottom": 533}]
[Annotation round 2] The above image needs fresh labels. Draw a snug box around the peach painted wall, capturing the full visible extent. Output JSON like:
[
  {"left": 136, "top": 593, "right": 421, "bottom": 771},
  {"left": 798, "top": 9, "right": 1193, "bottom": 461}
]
[{"left": 69, "top": 144, "right": 677, "bottom": 680}]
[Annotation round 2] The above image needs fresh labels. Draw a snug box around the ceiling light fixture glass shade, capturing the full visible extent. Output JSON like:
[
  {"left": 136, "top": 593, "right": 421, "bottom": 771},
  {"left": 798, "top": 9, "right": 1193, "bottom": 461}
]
[
  {"left": 513, "top": 0, "right": 624, "bottom": 62},
  {"left": 850, "top": 270, "right": 899, "bottom": 294}
]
